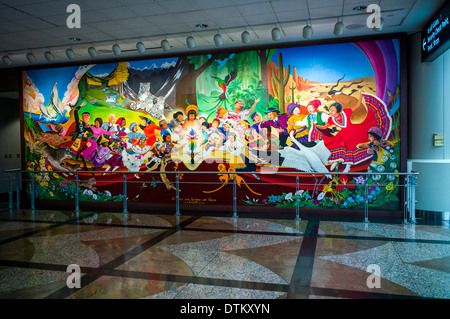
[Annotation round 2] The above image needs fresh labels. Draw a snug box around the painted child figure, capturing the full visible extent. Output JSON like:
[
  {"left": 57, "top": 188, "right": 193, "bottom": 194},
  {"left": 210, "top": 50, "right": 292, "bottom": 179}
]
[{"left": 357, "top": 126, "right": 393, "bottom": 169}]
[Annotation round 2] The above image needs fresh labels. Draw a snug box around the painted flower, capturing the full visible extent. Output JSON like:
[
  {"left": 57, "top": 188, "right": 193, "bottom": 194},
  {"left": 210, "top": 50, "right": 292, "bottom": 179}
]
[
  {"left": 295, "top": 190, "right": 304, "bottom": 196},
  {"left": 92, "top": 194, "right": 97, "bottom": 200},
  {"left": 285, "top": 192, "right": 293, "bottom": 201},
  {"left": 386, "top": 182, "right": 394, "bottom": 193},
  {"left": 381, "top": 156, "right": 388, "bottom": 163},
  {"left": 313, "top": 199, "right": 319, "bottom": 205},
  {"left": 373, "top": 175, "right": 381, "bottom": 181},
  {"left": 354, "top": 175, "right": 366, "bottom": 185},
  {"left": 390, "top": 155, "right": 396, "bottom": 160},
  {"left": 49, "top": 191, "right": 53, "bottom": 197},
  {"left": 322, "top": 184, "right": 334, "bottom": 196},
  {"left": 339, "top": 175, "right": 348, "bottom": 185},
  {"left": 387, "top": 174, "right": 395, "bottom": 181},
  {"left": 390, "top": 162, "right": 397, "bottom": 169},
  {"left": 377, "top": 165, "right": 385, "bottom": 172},
  {"left": 104, "top": 190, "right": 112, "bottom": 197},
  {"left": 272, "top": 196, "right": 278, "bottom": 203},
  {"left": 317, "top": 192, "right": 325, "bottom": 201}
]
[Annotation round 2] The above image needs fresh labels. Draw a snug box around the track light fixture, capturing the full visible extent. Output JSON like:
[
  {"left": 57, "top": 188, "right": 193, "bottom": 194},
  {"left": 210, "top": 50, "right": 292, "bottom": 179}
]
[
  {"left": 112, "top": 43, "right": 121, "bottom": 56},
  {"left": 334, "top": 0, "right": 345, "bottom": 36},
  {"left": 334, "top": 19, "right": 344, "bottom": 36},
  {"left": 241, "top": 27, "right": 251, "bottom": 44},
  {"left": 373, "top": 17, "right": 384, "bottom": 31},
  {"left": 271, "top": 26, "right": 281, "bottom": 41},
  {"left": 136, "top": 41, "right": 146, "bottom": 54},
  {"left": 161, "top": 36, "right": 170, "bottom": 51},
  {"left": 44, "top": 50, "right": 55, "bottom": 62},
  {"left": 303, "top": 24, "right": 312, "bottom": 39},
  {"left": 26, "top": 52, "right": 36, "bottom": 63},
  {"left": 214, "top": 31, "right": 223, "bottom": 46},
  {"left": 2, "top": 55, "right": 12, "bottom": 65},
  {"left": 88, "top": 45, "right": 98, "bottom": 58},
  {"left": 66, "top": 48, "right": 75, "bottom": 60},
  {"left": 186, "top": 33, "right": 196, "bottom": 48}
]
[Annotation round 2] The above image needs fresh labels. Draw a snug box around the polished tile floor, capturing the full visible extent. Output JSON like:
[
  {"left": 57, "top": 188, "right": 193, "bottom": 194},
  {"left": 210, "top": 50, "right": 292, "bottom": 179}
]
[{"left": 0, "top": 208, "right": 449, "bottom": 299}]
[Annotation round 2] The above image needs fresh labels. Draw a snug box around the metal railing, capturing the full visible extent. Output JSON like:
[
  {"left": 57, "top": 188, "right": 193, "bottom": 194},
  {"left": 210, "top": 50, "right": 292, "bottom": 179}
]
[{"left": 3, "top": 169, "right": 419, "bottom": 224}]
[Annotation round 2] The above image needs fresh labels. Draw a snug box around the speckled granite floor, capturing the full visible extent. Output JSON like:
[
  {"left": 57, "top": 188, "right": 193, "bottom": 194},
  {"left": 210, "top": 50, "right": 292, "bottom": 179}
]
[{"left": 0, "top": 209, "right": 448, "bottom": 299}]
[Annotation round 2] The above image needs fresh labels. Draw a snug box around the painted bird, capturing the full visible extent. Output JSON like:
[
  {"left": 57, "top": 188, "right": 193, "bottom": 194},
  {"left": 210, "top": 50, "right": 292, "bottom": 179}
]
[
  {"left": 50, "top": 82, "right": 64, "bottom": 117},
  {"left": 212, "top": 69, "right": 238, "bottom": 102}
]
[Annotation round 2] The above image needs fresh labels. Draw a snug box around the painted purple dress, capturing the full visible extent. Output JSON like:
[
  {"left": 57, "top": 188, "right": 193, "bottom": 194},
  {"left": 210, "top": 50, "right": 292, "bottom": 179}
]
[{"left": 92, "top": 145, "right": 112, "bottom": 168}]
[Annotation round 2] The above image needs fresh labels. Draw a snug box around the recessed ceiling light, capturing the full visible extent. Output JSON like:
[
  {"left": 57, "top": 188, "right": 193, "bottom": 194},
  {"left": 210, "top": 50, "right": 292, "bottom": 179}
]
[
  {"left": 196, "top": 24, "right": 208, "bottom": 29},
  {"left": 69, "top": 37, "right": 81, "bottom": 42},
  {"left": 353, "top": 5, "right": 367, "bottom": 11}
]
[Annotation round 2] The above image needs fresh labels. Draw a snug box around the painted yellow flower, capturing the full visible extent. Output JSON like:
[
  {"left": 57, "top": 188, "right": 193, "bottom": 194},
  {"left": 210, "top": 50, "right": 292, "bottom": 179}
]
[
  {"left": 53, "top": 173, "right": 59, "bottom": 179},
  {"left": 49, "top": 191, "right": 53, "bottom": 197},
  {"left": 322, "top": 184, "right": 334, "bottom": 196},
  {"left": 386, "top": 181, "right": 394, "bottom": 193}
]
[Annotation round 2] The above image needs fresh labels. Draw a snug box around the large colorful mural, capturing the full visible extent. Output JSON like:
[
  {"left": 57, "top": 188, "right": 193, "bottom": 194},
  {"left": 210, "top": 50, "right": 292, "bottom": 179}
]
[{"left": 22, "top": 38, "right": 403, "bottom": 212}]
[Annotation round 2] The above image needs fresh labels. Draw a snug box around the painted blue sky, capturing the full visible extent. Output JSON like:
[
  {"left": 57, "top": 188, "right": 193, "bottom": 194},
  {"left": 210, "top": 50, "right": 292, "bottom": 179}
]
[
  {"left": 26, "top": 66, "right": 80, "bottom": 103},
  {"left": 272, "top": 42, "right": 374, "bottom": 83}
]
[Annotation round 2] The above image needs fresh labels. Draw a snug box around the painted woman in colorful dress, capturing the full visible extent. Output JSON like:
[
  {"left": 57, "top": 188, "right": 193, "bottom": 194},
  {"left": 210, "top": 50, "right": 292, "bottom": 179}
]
[
  {"left": 91, "top": 135, "right": 113, "bottom": 168},
  {"left": 286, "top": 103, "right": 308, "bottom": 147},
  {"left": 315, "top": 92, "right": 392, "bottom": 173}
]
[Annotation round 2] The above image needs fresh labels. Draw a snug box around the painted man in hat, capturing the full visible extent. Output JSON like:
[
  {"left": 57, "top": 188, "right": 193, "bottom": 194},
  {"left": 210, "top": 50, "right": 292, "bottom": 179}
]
[
  {"left": 69, "top": 103, "right": 94, "bottom": 160},
  {"left": 294, "top": 99, "right": 330, "bottom": 142},
  {"left": 260, "top": 107, "right": 289, "bottom": 148}
]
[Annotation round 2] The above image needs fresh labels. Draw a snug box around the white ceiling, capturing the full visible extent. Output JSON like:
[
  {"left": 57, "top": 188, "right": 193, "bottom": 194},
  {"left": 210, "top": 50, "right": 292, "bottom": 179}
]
[{"left": 0, "top": 0, "right": 447, "bottom": 68}]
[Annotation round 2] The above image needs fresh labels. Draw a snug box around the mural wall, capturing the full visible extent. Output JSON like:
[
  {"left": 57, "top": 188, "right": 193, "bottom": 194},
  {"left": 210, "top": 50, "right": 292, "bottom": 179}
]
[{"left": 22, "top": 38, "right": 403, "bottom": 212}]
